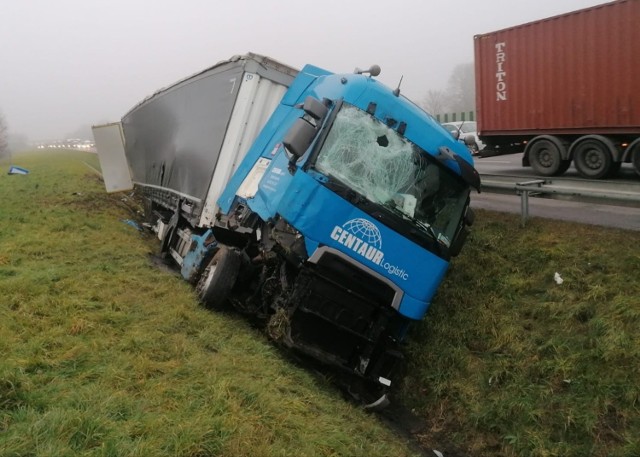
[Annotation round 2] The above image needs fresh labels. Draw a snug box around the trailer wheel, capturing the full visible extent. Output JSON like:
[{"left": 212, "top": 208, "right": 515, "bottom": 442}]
[
  {"left": 572, "top": 138, "right": 613, "bottom": 179},
  {"left": 630, "top": 141, "right": 640, "bottom": 177},
  {"left": 557, "top": 159, "right": 572, "bottom": 175},
  {"left": 607, "top": 161, "right": 622, "bottom": 178},
  {"left": 527, "top": 138, "right": 564, "bottom": 176},
  {"left": 196, "top": 246, "right": 240, "bottom": 310}
]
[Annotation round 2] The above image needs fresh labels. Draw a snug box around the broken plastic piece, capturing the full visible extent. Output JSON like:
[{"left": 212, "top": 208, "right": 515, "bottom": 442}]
[
  {"left": 363, "top": 393, "right": 390, "bottom": 411},
  {"left": 8, "top": 166, "right": 29, "bottom": 175},
  {"left": 121, "top": 219, "right": 142, "bottom": 231}
]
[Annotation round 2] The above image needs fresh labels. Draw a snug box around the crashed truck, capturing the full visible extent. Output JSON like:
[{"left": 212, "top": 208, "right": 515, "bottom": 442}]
[{"left": 93, "top": 53, "right": 480, "bottom": 407}]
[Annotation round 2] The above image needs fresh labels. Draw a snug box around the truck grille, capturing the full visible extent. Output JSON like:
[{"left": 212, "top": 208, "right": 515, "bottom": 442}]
[{"left": 289, "top": 249, "right": 401, "bottom": 365}]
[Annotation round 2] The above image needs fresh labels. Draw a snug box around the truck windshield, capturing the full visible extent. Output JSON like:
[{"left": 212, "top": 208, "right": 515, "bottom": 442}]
[{"left": 313, "top": 103, "right": 470, "bottom": 247}]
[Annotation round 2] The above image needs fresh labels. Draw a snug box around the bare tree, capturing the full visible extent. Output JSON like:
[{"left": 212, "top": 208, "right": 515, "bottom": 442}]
[
  {"left": 421, "top": 89, "right": 448, "bottom": 116},
  {"left": 419, "top": 62, "right": 476, "bottom": 120},
  {"left": 446, "top": 63, "right": 476, "bottom": 113},
  {"left": 8, "top": 133, "right": 29, "bottom": 153},
  {"left": 0, "top": 112, "right": 9, "bottom": 160}
]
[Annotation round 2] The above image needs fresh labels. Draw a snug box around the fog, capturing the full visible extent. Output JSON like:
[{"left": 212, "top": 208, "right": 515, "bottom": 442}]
[{"left": 0, "top": 0, "right": 605, "bottom": 141}]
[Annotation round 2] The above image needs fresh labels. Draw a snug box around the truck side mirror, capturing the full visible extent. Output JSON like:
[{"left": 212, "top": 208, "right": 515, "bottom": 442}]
[
  {"left": 283, "top": 96, "right": 330, "bottom": 163},
  {"left": 464, "top": 207, "right": 475, "bottom": 226},
  {"left": 449, "top": 207, "right": 475, "bottom": 257},
  {"left": 283, "top": 118, "right": 317, "bottom": 160},
  {"left": 448, "top": 227, "right": 469, "bottom": 257},
  {"left": 302, "top": 96, "right": 328, "bottom": 120}
]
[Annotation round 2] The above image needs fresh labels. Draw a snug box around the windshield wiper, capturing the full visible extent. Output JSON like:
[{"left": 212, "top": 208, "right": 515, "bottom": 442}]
[
  {"left": 381, "top": 203, "right": 439, "bottom": 243},
  {"left": 322, "top": 173, "right": 366, "bottom": 205}
]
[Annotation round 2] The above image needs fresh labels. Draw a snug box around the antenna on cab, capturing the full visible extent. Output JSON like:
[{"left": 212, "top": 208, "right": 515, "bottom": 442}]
[{"left": 393, "top": 75, "right": 404, "bottom": 97}]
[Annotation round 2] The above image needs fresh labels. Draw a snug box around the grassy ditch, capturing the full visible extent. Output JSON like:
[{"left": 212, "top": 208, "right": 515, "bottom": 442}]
[
  {"left": 402, "top": 210, "right": 640, "bottom": 456},
  {"left": 0, "top": 151, "right": 420, "bottom": 457},
  {"left": 1, "top": 150, "right": 638, "bottom": 457}
]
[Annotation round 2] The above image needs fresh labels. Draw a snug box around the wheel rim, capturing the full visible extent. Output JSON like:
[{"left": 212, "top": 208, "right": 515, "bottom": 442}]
[
  {"left": 529, "top": 139, "right": 562, "bottom": 175},
  {"left": 538, "top": 148, "right": 554, "bottom": 168},
  {"left": 574, "top": 139, "right": 611, "bottom": 178},
  {"left": 583, "top": 147, "right": 604, "bottom": 171},
  {"left": 199, "top": 262, "right": 218, "bottom": 295}
]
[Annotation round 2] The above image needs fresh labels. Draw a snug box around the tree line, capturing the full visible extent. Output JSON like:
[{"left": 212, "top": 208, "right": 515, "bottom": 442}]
[
  {"left": 420, "top": 62, "right": 475, "bottom": 118},
  {"left": 0, "top": 112, "right": 8, "bottom": 159}
]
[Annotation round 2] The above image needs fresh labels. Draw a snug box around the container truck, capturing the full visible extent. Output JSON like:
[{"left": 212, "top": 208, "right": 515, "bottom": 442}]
[
  {"left": 93, "top": 53, "right": 480, "bottom": 407},
  {"left": 474, "top": 0, "right": 640, "bottom": 178}
]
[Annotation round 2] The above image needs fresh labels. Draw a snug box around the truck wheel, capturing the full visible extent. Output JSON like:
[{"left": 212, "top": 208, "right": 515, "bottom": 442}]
[
  {"left": 630, "top": 141, "right": 640, "bottom": 177},
  {"left": 572, "top": 138, "right": 613, "bottom": 179},
  {"left": 607, "top": 162, "right": 622, "bottom": 178},
  {"left": 159, "top": 227, "right": 175, "bottom": 260},
  {"left": 196, "top": 246, "right": 240, "bottom": 310},
  {"left": 557, "top": 159, "right": 572, "bottom": 175},
  {"left": 528, "top": 138, "right": 564, "bottom": 176}
]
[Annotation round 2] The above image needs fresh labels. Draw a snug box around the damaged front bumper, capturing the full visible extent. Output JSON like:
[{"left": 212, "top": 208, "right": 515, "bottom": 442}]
[{"left": 274, "top": 247, "right": 407, "bottom": 390}]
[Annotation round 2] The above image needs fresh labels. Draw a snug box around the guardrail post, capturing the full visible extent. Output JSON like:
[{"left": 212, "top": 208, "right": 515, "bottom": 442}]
[
  {"left": 515, "top": 180, "right": 546, "bottom": 227},
  {"left": 520, "top": 190, "right": 529, "bottom": 227}
]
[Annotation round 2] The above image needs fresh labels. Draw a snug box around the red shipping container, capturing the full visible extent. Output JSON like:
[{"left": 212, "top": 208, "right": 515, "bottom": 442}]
[{"left": 474, "top": 0, "right": 640, "bottom": 137}]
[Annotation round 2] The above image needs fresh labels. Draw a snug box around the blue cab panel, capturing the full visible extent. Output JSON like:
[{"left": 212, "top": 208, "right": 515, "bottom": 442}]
[{"left": 219, "top": 63, "right": 475, "bottom": 322}]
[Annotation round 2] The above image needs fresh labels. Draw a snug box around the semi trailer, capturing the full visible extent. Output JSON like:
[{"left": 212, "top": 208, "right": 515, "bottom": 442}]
[
  {"left": 93, "top": 53, "right": 480, "bottom": 406},
  {"left": 474, "top": 0, "right": 640, "bottom": 178}
]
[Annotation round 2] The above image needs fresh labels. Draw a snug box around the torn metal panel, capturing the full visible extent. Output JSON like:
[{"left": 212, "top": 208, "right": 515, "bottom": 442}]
[{"left": 92, "top": 122, "right": 132, "bottom": 192}]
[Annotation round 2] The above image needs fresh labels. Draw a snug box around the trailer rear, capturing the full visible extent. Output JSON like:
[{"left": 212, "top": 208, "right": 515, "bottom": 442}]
[{"left": 474, "top": 0, "right": 640, "bottom": 178}]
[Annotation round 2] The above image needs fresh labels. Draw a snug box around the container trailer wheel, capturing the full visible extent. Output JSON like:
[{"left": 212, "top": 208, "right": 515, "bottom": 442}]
[
  {"left": 527, "top": 137, "right": 567, "bottom": 176},
  {"left": 556, "top": 158, "right": 572, "bottom": 175},
  {"left": 571, "top": 136, "right": 615, "bottom": 179},
  {"left": 196, "top": 246, "right": 240, "bottom": 310},
  {"left": 607, "top": 161, "right": 622, "bottom": 178},
  {"left": 628, "top": 139, "right": 640, "bottom": 177}
]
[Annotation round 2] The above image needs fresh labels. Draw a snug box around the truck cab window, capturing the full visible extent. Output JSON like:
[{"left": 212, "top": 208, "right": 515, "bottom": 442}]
[{"left": 314, "top": 103, "right": 469, "bottom": 245}]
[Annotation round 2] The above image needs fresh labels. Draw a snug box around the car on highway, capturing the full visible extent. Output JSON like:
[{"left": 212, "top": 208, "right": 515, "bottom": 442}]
[{"left": 441, "top": 121, "right": 485, "bottom": 154}]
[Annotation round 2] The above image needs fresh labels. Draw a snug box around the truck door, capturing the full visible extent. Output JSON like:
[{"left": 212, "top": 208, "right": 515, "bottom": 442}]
[{"left": 92, "top": 122, "right": 133, "bottom": 193}]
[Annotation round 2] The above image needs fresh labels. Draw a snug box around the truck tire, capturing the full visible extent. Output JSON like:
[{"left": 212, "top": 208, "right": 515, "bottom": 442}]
[
  {"left": 607, "top": 162, "right": 622, "bottom": 178},
  {"left": 527, "top": 138, "right": 566, "bottom": 176},
  {"left": 629, "top": 140, "right": 640, "bottom": 177},
  {"left": 572, "top": 138, "right": 613, "bottom": 179},
  {"left": 557, "top": 158, "right": 572, "bottom": 175},
  {"left": 196, "top": 246, "right": 240, "bottom": 310}
]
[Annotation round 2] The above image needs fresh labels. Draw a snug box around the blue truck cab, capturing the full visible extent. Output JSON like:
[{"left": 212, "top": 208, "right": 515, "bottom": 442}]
[
  {"left": 92, "top": 54, "right": 479, "bottom": 407},
  {"left": 212, "top": 64, "right": 479, "bottom": 402}
]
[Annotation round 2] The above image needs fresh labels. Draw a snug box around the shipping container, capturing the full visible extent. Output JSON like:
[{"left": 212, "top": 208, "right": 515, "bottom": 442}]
[{"left": 474, "top": 0, "right": 640, "bottom": 178}]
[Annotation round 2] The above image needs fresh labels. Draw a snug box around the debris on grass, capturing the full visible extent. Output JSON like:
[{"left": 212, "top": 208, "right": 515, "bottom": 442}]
[
  {"left": 121, "top": 219, "right": 142, "bottom": 231},
  {"left": 8, "top": 165, "right": 29, "bottom": 175},
  {"left": 267, "top": 307, "right": 290, "bottom": 341}
]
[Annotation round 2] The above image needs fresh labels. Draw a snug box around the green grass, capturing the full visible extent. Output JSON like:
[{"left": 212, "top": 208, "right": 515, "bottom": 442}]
[
  {"left": 402, "top": 211, "right": 640, "bottom": 456},
  {"left": 2, "top": 151, "right": 639, "bottom": 457},
  {"left": 0, "top": 151, "right": 420, "bottom": 457}
]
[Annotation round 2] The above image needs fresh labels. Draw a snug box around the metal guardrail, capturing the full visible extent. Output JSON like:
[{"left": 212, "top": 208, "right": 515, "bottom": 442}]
[{"left": 480, "top": 174, "right": 640, "bottom": 226}]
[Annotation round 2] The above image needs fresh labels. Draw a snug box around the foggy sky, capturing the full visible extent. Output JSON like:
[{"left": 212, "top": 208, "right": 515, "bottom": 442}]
[{"left": 1, "top": 0, "right": 606, "bottom": 140}]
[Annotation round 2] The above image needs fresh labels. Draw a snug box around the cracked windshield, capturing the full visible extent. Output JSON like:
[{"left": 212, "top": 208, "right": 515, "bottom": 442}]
[{"left": 315, "top": 104, "right": 469, "bottom": 245}]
